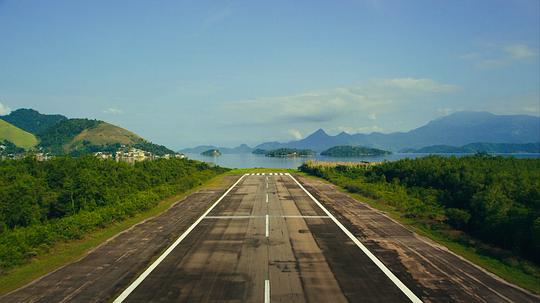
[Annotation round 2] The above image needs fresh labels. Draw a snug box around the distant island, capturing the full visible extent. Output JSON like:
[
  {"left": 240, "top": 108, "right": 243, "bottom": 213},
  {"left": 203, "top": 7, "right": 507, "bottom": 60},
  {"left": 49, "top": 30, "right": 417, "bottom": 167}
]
[
  {"left": 201, "top": 149, "right": 222, "bottom": 156},
  {"left": 264, "top": 148, "right": 315, "bottom": 157},
  {"left": 321, "top": 145, "right": 391, "bottom": 157},
  {"left": 252, "top": 148, "right": 267, "bottom": 155},
  {"left": 401, "top": 142, "right": 540, "bottom": 154}
]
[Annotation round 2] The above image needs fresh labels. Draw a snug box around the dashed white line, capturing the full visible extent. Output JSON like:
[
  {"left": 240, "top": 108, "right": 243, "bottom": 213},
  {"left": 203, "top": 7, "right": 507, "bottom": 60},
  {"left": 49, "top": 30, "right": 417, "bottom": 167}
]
[
  {"left": 265, "top": 214, "right": 269, "bottom": 238},
  {"left": 113, "top": 174, "right": 247, "bottom": 303},
  {"left": 287, "top": 173, "right": 422, "bottom": 303},
  {"left": 265, "top": 193, "right": 269, "bottom": 203},
  {"left": 264, "top": 279, "right": 270, "bottom": 303}
]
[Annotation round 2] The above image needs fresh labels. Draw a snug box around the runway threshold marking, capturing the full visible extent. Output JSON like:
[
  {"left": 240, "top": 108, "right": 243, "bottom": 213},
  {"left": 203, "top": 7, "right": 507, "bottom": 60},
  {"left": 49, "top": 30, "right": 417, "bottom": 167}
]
[
  {"left": 113, "top": 174, "right": 247, "bottom": 303},
  {"left": 287, "top": 173, "right": 423, "bottom": 303},
  {"left": 204, "top": 215, "right": 330, "bottom": 219}
]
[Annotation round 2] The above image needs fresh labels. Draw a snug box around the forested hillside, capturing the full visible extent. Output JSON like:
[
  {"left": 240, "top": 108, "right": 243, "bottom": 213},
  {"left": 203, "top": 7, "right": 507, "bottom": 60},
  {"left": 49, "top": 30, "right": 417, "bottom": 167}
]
[
  {"left": 0, "top": 109, "right": 67, "bottom": 134},
  {"left": 300, "top": 156, "right": 540, "bottom": 265},
  {"left": 0, "top": 156, "right": 227, "bottom": 271}
]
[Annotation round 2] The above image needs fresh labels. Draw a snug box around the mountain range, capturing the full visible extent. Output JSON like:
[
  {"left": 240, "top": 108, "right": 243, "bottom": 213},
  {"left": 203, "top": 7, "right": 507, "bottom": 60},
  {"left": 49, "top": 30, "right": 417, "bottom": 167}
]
[
  {"left": 0, "top": 108, "right": 174, "bottom": 155},
  {"left": 254, "top": 111, "right": 540, "bottom": 152},
  {"left": 180, "top": 111, "right": 540, "bottom": 153}
]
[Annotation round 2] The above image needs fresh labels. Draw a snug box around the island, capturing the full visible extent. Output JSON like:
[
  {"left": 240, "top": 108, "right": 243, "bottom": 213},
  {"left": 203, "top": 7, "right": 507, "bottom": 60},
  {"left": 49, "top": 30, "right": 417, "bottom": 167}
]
[
  {"left": 201, "top": 149, "right": 222, "bottom": 156},
  {"left": 251, "top": 148, "right": 267, "bottom": 155},
  {"left": 320, "top": 145, "right": 391, "bottom": 157},
  {"left": 264, "top": 148, "right": 315, "bottom": 157}
]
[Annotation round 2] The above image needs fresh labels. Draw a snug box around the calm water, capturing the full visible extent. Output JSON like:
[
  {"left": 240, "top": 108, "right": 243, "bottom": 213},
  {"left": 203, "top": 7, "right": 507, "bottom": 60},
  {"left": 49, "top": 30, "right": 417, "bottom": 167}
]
[{"left": 185, "top": 153, "right": 540, "bottom": 169}]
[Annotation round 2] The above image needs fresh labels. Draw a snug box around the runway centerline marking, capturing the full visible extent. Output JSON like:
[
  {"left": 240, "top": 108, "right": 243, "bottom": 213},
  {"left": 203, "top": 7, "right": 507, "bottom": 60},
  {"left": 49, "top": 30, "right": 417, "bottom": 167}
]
[
  {"left": 264, "top": 279, "right": 270, "bottom": 303},
  {"left": 113, "top": 174, "right": 247, "bottom": 303},
  {"left": 287, "top": 173, "right": 423, "bottom": 303},
  {"left": 265, "top": 193, "right": 268, "bottom": 203},
  {"left": 265, "top": 214, "right": 269, "bottom": 238}
]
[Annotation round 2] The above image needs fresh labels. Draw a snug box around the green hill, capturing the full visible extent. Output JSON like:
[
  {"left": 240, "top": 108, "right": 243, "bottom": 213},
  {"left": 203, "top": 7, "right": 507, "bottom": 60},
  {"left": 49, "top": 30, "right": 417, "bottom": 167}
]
[
  {"left": 37, "top": 118, "right": 174, "bottom": 156},
  {"left": 0, "top": 108, "right": 67, "bottom": 134},
  {"left": 0, "top": 119, "right": 38, "bottom": 149},
  {"left": 321, "top": 145, "right": 391, "bottom": 157}
]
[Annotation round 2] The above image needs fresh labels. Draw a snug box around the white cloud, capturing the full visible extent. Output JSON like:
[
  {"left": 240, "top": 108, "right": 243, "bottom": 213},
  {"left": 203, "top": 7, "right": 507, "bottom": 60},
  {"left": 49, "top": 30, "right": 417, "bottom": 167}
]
[
  {"left": 502, "top": 44, "right": 537, "bottom": 59},
  {"left": 220, "top": 78, "right": 459, "bottom": 126},
  {"left": 102, "top": 107, "right": 123, "bottom": 115},
  {"left": 0, "top": 102, "right": 10, "bottom": 115},
  {"left": 288, "top": 129, "right": 303, "bottom": 139}
]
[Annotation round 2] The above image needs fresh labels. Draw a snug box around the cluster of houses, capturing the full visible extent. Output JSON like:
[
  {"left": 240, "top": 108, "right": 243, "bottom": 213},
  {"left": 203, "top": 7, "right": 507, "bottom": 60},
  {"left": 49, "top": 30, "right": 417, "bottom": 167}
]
[
  {"left": 1, "top": 144, "right": 184, "bottom": 163},
  {"left": 94, "top": 147, "right": 185, "bottom": 163}
]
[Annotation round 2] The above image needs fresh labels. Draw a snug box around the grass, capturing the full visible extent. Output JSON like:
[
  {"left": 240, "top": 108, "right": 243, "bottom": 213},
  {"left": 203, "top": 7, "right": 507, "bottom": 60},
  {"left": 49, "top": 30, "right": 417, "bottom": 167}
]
[
  {"left": 301, "top": 173, "right": 540, "bottom": 294},
  {"left": 0, "top": 119, "right": 38, "bottom": 149},
  {"left": 0, "top": 172, "right": 235, "bottom": 295}
]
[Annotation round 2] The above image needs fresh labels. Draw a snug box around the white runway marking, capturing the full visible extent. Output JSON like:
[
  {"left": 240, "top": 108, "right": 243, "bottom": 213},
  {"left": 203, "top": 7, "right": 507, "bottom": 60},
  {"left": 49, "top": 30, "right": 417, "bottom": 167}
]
[
  {"left": 265, "top": 214, "right": 269, "bottom": 238},
  {"left": 264, "top": 279, "right": 270, "bottom": 303},
  {"left": 287, "top": 173, "right": 422, "bottom": 303},
  {"left": 266, "top": 193, "right": 268, "bottom": 203},
  {"left": 204, "top": 215, "right": 330, "bottom": 219},
  {"left": 113, "top": 174, "right": 247, "bottom": 303}
]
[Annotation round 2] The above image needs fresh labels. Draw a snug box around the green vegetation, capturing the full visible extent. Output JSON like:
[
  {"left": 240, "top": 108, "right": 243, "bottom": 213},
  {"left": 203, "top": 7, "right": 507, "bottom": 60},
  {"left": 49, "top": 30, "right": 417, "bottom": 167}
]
[
  {"left": 201, "top": 149, "right": 221, "bottom": 156},
  {"left": 265, "top": 148, "right": 315, "bottom": 157},
  {"left": 0, "top": 108, "right": 67, "bottom": 135},
  {"left": 0, "top": 120, "right": 38, "bottom": 149},
  {"left": 0, "top": 156, "right": 227, "bottom": 273},
  {"left": 300, "top": 156, "right": 540, "bottom": 292},
  {"left": 402, "top": 142, "right": 540, "bottom": 154},
  {"left": 321, "top": 145, "right": 391, "bottom": 157}
]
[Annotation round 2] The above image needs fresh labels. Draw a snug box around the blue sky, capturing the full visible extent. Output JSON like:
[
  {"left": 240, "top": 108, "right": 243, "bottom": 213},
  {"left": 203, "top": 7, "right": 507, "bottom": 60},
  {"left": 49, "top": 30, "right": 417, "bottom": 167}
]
[{"left": 0, "top": 0, "right": 538, "bottom": 148}]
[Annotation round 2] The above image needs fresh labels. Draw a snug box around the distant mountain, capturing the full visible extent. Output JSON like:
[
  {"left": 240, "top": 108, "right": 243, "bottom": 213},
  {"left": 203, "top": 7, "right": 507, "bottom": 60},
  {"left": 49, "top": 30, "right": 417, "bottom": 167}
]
[
  {"left": 180, "top": 144, "right": 253, "bottom": 154},
  {"left": 255, "top": 111, "right": 540, "bottom": 151},
  {"left": 0, "top": 108, "right": 67, "bottom": 134},
  {"left": 403, "top": 142, "right": 540, "bottom": 154},
  {"left": 0, "top": 119, "right": 39, "bottom": 149}
]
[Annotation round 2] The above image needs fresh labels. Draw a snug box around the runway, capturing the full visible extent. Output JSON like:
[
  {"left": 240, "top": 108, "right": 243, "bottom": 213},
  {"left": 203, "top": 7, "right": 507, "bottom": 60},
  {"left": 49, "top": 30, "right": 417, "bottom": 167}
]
[{"left": 115, "top": 173, "right": 418, "bottom": 302}]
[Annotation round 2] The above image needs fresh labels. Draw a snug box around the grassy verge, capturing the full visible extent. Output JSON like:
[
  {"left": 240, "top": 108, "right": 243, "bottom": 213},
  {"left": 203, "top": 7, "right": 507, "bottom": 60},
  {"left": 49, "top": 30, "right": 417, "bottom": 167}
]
[
  {"left": 0, "top": 172, "right": 233, "bottom": 295},
  {"left": 301, "top": 173, "right": 540, "bottom": 294}
]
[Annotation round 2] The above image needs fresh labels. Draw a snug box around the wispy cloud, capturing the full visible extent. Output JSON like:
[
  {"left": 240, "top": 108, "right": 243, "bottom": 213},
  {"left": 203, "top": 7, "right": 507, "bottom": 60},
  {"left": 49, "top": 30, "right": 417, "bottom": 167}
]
[
  {"left": 502, "top": 44, "right": 536, "bottom": 59},
  {"left": 102, "top": 107, "right": 123, "bottom": 115},
  {"left": 288, "top": 129, "right": 303, "bottom": 139},
  {"left": 220, "top": 78, "right": 459, "bottom": 126},
  {"left": 335, "top": 125, "right": 383, "bottom": 134},
  {"left": 461, "top": 43, "right": 537, "bottom": 70},
  {"left": 383, "top": 78, "right": 458, "bottom": 93},
  {"left": 0, "top": 102, "right": 10, "bottom": 115}
]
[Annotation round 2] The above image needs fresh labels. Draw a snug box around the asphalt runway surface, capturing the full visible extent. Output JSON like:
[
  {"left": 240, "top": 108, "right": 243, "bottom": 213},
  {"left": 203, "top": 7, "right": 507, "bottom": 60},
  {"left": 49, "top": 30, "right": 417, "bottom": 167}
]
[{"left": 2, "top": 173, "right": 538, "bottom": 303}]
